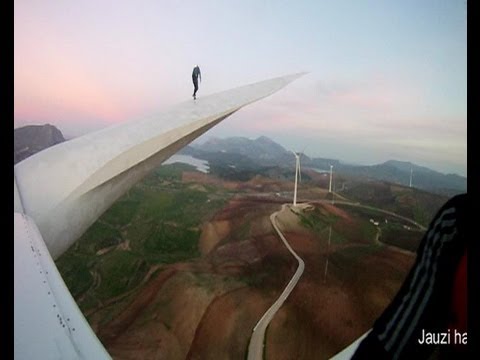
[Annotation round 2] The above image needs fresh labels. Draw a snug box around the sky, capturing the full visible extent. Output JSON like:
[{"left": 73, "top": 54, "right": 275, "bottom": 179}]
[{"left": 14, "top": 0, "right": 467, "bottom": 176}]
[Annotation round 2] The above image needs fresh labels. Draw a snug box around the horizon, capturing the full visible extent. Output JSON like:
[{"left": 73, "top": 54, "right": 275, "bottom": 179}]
[
  {"left": 14, "top": 122, "right": 466, "bottom": 178},
  {"left": 168, "top": 133, "right": 468, "bottom": 178},
  {"left": 15, "top": 1, "right": 467, "bottom": 177}
]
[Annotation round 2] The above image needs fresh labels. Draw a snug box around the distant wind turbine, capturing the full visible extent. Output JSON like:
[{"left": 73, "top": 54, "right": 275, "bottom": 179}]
[
  {"left": 332, "top": 181, "right": 336, "bottom": 205},
  {"left": 329, "top": 164, "right": 333, "bottom": 193},
  {"left": 291, "top": 151, "right": 303, "bottom": 206},
  {"left": 409, "top": 167, "right": 413, "bottom": 188}
]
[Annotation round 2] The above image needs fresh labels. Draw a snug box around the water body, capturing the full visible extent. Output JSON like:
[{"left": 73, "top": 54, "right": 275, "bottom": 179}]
[{"left": 163, "top": 154, "right": 209, "bottom": 173}]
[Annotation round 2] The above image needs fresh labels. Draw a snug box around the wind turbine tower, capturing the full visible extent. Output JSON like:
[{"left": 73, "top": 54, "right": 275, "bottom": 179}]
[
  {"left": 409, "top": 167, "right": 413, "bottom": 188},
  {"left": 292, "top": 151, "right": 302, "bottom": 206},
  {"left": 329, "top": 165, "right": 333, "bottom": 193}
]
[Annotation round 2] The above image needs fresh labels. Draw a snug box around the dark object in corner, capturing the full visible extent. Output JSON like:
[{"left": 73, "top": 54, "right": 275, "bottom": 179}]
[{"left": 352, "top": 194, "right": 467, "bottom": 360}]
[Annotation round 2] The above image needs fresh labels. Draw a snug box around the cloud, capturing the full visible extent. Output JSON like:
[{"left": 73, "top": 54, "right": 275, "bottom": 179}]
[{"left": 218, "top": 73, "right": 466, "bottom": 175}]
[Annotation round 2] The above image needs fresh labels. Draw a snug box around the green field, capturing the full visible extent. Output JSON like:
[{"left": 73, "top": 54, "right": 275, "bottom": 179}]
[
  {"left": 380, "top": 223, "right": 424, "bottom": 252},
  {"left": 56, "top": 163, "right": 232, "bottom": 313},
  {"left": 339, "top": 181, "right": 447, "bottom": 227},
  {"left": 295, "top": 207, "right": 335, "bottom": 232},
  {"left": 335, "top": 204, "right": 424, "bottom": 251},
  {"left": 56, "top": 162, "right": 433, "bottom": 317}
]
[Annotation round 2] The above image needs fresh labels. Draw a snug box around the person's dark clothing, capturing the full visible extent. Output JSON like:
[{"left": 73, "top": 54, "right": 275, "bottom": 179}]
[
  {"left": 192, "top": 66, "right": 201, "bottom": 99},
  {"left": 352, "top": 193, "right": 467, "bottom": 360}
]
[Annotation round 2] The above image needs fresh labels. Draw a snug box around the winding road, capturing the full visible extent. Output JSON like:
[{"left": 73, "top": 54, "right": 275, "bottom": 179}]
[
  {"left": 323, "top": 199, "right": 427, "bottom": 231},
  {"left": 246, "top": 198, "right": 425, "bottom": 359},
  {"left": 247, "top": 204, "right": 305, "bottom": 360}
]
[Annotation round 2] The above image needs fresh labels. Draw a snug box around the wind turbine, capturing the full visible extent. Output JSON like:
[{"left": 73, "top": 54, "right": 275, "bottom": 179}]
[
  {"left": 291, "top": 150, "right": 303, "bottom": 206},
  {"left": 329, "top": 164, "right": 333, "bottom": 193},
  {"left": 332, "top": 181, "right": 336, "bottom": 205}
]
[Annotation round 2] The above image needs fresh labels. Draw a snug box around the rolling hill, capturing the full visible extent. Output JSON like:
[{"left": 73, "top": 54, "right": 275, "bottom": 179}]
[
  {"left": 14, "top": 124, "right": 65, "bottom": 164},
  {"left": 182, "top": 136, "right": 466, "bottom": 196}
]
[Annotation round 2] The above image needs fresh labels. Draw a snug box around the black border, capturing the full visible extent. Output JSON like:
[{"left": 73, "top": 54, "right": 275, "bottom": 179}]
[{"left": 467, "top": 0, "right": 479, "bottom": 358}]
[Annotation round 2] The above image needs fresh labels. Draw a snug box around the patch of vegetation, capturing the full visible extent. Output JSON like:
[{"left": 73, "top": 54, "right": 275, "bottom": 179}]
[
  {"left": 238, "top": 272, "right": 270, "bottom": 288},
  {"left": 139, "top": 190, "right": 175, "bottom": 216},
  {"left": 334, "top": 244, "right": 381, "bottom": 263},
  {"left": 358, "top": 221, "right": 378, "bottom": 243},
  {"left": 295, "top": 207, "right": 336, "bottom": 234},
  {"left": 341, "top": 181, "right": 447, "bottom": 227},
  {"left": 294, "top": 207, "right": 353, "bottom": 245},
  {"left": 329, "top": 228, "right": 348, "bottom": 244},
  {"left": 77, "top": 293, "right": 100, "bottom": 313},
  {"left": 56, "top": 163, "right": 231, "bottom": 313},
  {"left": 124, "top": 221, "right": 156, "bottom": 253},
  {"left": 95, "top": 291, "right": 141, "bottom": 325},
  {"left": 55, "top": 253, "right": 93, "bottom": 298},
  {"left": 231, "top": 221, "right": 251, "bottom": 242},
  {"left": 380, "top": 223, "right": 424, "bottom": 252},
  {"left": 191, "top": 273, "right": 223, "bottom": 294},
  {"left": 74, "top": 222, "right": 122, "bottom": 254},
  {"left": 95, "top": 251, "right": 148, "bottom": 301},
  {"left": 209, "top": 164, "right": 259, "bottom": 182},
  {"left": 240, "top": 254, "right": 292, "bottom": 290},
  {"left": 412, "top": 205, "right": 429, "bottom": 227},
  {"left": 335, "top": 204, "right": 425, "bottom": 248},
  {"left": 163, "top": 189, "right": 210, "bottom": 226},
  {"left": 100, "top": 198, "right": 140, "bottom": 226},
  {"left": 143, "top": 224, "right": 200, "bottom": 263},
  {"left": 153, "top": 163, "right": 198, "bottom": 181},
  {"left": 338, "top": 205, "right": 382, "bottom": 221}
]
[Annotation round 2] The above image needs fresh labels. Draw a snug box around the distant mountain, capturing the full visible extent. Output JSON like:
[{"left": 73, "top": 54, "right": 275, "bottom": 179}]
[
  {"left": 334, "top": 160, "right": 466, "bottom": 196},
  {"left": 182, "top": 136, "right": 466, "bottom": 196},
  {"left": 194, "top": 136, "right": 296, "bottom": 166},
  {"left": 383, "top": 160, "right": 432, "bottom": 173},
  {"left": 14, "top": 124, "right": 65, "bottom": 164},
  {"left": 374, "top": 160, "right": 466, "bottom": 196}
]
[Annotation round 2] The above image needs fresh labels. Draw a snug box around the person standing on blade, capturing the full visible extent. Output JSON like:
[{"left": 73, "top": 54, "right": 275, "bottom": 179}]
[{"left": 192, "top": 65, "right": 201, "bottom": 100}]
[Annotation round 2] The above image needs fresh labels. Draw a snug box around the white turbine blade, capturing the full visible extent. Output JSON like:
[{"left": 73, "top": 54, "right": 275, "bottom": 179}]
[
  {"left": 300, "top": 145, "right": 307, "bottom": 157},
  {"left": 291, "top": 150, "right": 298, "bottom": 181},
  {"left": 15, "top": 213, "right": 111, "bottom": 359},
  {"left": 14, "top": 73, "right": 306, "bottom": 360},
  {"left": 15, "top": 73, "right": 305, "bottom": 260}
]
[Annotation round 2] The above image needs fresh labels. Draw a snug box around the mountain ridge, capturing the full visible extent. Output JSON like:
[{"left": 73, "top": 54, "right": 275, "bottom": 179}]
[
  {"left": 186, "top": 136, "right": 466, "bottom": 196},
  {"left": 14, "top": 124, "right": 66, "bottom": 164},
  {"left": 14, "top": 126, "right": 466, "bottom": 197}
]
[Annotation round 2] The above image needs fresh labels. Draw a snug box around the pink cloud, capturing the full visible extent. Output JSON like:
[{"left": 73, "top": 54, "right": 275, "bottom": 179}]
[
  {"left": 14, "top": 13, "right": 163, "bottom": 126},
  {"left": 318, "top": 74, "right": 423, "bottom": 113}
]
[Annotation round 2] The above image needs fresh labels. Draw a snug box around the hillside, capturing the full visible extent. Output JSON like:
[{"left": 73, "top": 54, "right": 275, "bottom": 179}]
[
  {"left": 56, "top": 162, "right": 424, "bottom": 359},
  {"left": 184, "top": 136, "right": 466, "bottom": 196},
  {"left": 17, "top": 128, "right": 456, "bottom": 357},
  {"left": 14, "top": 124, "right": 65, "bottom": 164},
  {"left": 193, "top": 136, "right": 307, "bottom": 167},
  {"left": 337, "top": 160, "right": 466, "bottom": 197}
]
